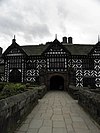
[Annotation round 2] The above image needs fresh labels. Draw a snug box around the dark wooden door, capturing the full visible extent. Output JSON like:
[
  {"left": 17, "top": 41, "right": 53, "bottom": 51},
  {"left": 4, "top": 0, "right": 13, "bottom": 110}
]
[
  {"left": 50, "top": 75, "right": 64, "bottom": 90},
  {"left": 9, "top": 69, "right": 22, "bottom": 83}
]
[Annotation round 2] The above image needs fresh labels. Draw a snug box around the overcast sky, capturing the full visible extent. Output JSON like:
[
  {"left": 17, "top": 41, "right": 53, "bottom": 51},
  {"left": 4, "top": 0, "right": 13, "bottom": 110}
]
[{"left": 0, "top": 0, "right": 100, "bottom": 51}]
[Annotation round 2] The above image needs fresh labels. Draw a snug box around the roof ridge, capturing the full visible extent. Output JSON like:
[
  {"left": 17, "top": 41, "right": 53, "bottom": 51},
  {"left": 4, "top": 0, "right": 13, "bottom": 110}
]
[{"left": 21, "top": 45, "right": 45, "bottom": 47}]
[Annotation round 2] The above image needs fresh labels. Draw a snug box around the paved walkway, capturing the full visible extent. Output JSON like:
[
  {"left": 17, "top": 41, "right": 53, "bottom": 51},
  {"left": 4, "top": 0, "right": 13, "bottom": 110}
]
[{"left": 15, "top": 91, "right": 100, "bottom": 133}]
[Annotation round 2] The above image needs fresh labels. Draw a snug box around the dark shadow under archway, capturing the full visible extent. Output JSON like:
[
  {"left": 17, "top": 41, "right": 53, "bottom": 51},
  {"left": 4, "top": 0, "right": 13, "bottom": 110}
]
[
  {"left": 50, "top": 75, "right": 64, "bottom": 90},
  {"left": 9, "top": 69, "right": 22, "bottom": 83}
]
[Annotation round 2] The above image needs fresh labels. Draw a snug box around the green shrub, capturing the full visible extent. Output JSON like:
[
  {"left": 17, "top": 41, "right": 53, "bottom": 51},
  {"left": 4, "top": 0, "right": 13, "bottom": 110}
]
[
  {"left": 0, "top": 82, "right": 7, "bottom": 92},
  {"left": 27, "top": 87, "right": 35, "bottom": 90},
  {"left": 0, "top": 93, "right": 7, "bottom": 100},
  {"left": 26, "top": 83, "right": 30, "bottom": 88},
  {"left": 1, "top": 83, "right": 26, "bottom": 96},
  {"left": 2, "top": 84, "right": 16, "bottom": 96},
  {"left": 0, "top": 83, "right": 27, "bottom": 100},
  {"left": 16, "top": 84, "right": 26, "bottom": 92},
  {"left": 0, "top": 85, "right": 3, "bottom": 92}
]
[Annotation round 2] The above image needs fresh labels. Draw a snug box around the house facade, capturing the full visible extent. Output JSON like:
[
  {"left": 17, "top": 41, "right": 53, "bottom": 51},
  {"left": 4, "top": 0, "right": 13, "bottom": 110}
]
[{"left": 0, "top": 36, "right": 100, "bottom": 90}]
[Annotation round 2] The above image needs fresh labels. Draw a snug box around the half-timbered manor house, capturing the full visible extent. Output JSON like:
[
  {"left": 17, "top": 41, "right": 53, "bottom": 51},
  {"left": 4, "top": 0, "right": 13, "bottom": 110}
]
[{"left": 0, "top": 36, "right": 100, "bottom": 90}]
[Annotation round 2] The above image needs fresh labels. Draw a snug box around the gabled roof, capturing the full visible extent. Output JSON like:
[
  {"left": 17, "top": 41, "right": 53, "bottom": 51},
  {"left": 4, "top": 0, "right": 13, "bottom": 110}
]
[
  {"left": 21, "top": 44, "right": 49, "bottom": 56},
  {"left": 64, "top": 44, "right": 94, "bottom": 55},
  {"left": 88, "top": 42, "right": 100, "bottom": 55},
  {"left": 2, "top": 38, "right": 95, "bottom": 56},
  {"left": 42, "top": 39, "right": 71, "bottom": 55},
  {"left": 2, "top": 39, "right": 27, "bottom": 57},
  {"left": 21, "top": 43, "right": 94, "bottom": 56}
]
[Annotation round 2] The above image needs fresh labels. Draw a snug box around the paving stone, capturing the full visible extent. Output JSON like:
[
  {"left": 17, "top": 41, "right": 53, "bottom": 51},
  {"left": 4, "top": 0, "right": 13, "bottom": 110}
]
[
  {"left": 60, "top": 101, "right": 66, "bottom": 106},
  {"left": 74, "top": 129, "right": 90, "bottom": 133},
  {"left": 38, "top": 110, "right": 46, "bottom": 113},
  {"left": 64, "top": 118, "right": 73, "bottom": 124},
  {"left": 90, "top": 129, "right": 100, "bottom": 133},
  {"left": 46, "top": 110, "right": 53, "bottom": 114},
  {"left": 29, "top": 119, "right": 43, "bottom": 128},
  {"left": 33, "top": 113, "right": 42, "bottom": 120},
  {"left": 67, "top": 131, "right": 75, "bottom": 133},
  {"left": 53, "top": 109, "right": 62, "bottom": 114},
  {"left": 53, "top": 120, "right": 66, "bottom": 128},
  {"left": 41, "top": 113, "right": 52, "bottom": 120},
  {"left": 72, "top": 121, "right": 88, "bottom": 129},
  {"left": 43, "top": 120, "right": 52, "bottom": 127},
  {"left": 71, "top": 116, "right": 84, "bottom": 122},
  {"left": 52, "top": 105, "right": 62, "bottom": 109},
  {"left": 38, "top": 127, "right": 52, "bottom": 133},
  {"left": 14, "top": 91, "right": 100, "bottom": 133},
  {"left": 52, "top": 114, "right": 64, "bottom": 120},
  {"left": 70, "top": 113, "right": 80, "bottom": 117},
  {"left": 30, "top": 105, "right": 40, "bottom": 114},
  {"left": 27, "top": 128, "right": 39, "bottom": 133},
  {"left": 63, "top": 114, "right": 71, "bottom": 119},
  {"left": 53, "top": 127, "right": 67, "bottom": 133},
  {"left": 66, "top": 124, "right": 74, "bottom": 132},
  {"left": 40, "top": 106, "right": 48, "bottom": 110},
  {"left": 62, "top": 108, "right": 71, "bottom": 113}
]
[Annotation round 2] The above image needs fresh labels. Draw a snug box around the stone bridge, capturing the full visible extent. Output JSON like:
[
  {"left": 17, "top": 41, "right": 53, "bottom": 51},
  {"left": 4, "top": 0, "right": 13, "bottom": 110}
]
[{"left": 14, "top": 91, "right": 100, "bottom": 133}]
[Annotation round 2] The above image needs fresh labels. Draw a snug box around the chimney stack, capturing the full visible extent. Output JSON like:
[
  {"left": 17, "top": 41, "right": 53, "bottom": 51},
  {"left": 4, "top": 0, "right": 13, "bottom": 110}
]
[
  {"left": 68, "top": 37, "right": 73, "bottom": 44},
  {"left": 62, "top": 36, "right": 67, "bottom": 43}
]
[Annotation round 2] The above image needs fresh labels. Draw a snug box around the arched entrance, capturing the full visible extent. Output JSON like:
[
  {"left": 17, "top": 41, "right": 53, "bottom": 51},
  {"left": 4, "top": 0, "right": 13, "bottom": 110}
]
[
  {"left": 9, "top": 69, "right": 22, "bottom": 83},
  {"left": 50, "top": 75, "right": 64, "bottom": 90}
]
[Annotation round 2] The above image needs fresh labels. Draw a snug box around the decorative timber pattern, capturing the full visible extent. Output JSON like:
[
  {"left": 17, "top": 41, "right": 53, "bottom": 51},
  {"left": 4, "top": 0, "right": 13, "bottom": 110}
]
[
  {"left": 26, "top": 57, "right": 46, "bottom": 82},
  {"left": 72, "top": 58, "right": 83, "bottom": 87},
  {"left": 44, "top": 39, "right": 70, "bottom": 72},
  {"left": 1, "top": 37, "right": 100, "bottom": 88}
]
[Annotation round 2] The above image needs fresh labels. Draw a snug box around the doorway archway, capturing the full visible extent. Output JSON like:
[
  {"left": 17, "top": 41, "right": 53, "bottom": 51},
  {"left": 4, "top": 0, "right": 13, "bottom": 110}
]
[
  {"left": 50, "top": 75, "right": 64, "bottom": 90},
  {"left": 9, "top": 69, "right": 22, "bottom": 83}
]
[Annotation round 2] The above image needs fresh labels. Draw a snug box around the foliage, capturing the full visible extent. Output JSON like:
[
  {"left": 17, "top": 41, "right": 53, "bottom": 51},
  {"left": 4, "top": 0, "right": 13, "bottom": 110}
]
[
  {"left": 13, "top": 83, "right": 26, "bottom": 92},
  {"left": 0, "top": 82, "right": 7, "bottom": 92},
  {"left": 27, "top": 87, "right": 35, "bottom": 90},
  {"left": 0, "top": 93, "right": 7, "bottom": 99},
  {"left": 0, "top": 83, "right": 27, "bottom": 100},
  {"left": 26, "top": 83, "right": 30, "bottom": 88},
  {"left": 0, "top": 82, "right": 43, "bottom": 100},
  {"left": 0, "top": 85, "right": 3, "bottom": 92}
]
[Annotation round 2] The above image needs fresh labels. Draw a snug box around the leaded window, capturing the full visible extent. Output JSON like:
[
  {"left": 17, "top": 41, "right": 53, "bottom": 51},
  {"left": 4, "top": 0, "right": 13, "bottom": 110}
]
[
  {"left": 49, "top": 57, "right": 65, "bottom": 68},
  {"left": 9, "top": 57, "right": 22, "bottom": 68}
]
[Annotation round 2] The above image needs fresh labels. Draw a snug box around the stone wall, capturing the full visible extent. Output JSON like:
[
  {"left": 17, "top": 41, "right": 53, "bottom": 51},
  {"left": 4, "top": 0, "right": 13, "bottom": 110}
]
[
  {"left": 78, "top": 88, "right": 100, "bottom": 125},
  {"left": 37, "top": 85, "right": 47, "bottom": 99},
  {"left": 0, "top": 89, "right": 38, "bottom": 133},
  {"left": 68, "top": 85, "right": 80, "bottom": 100}
]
